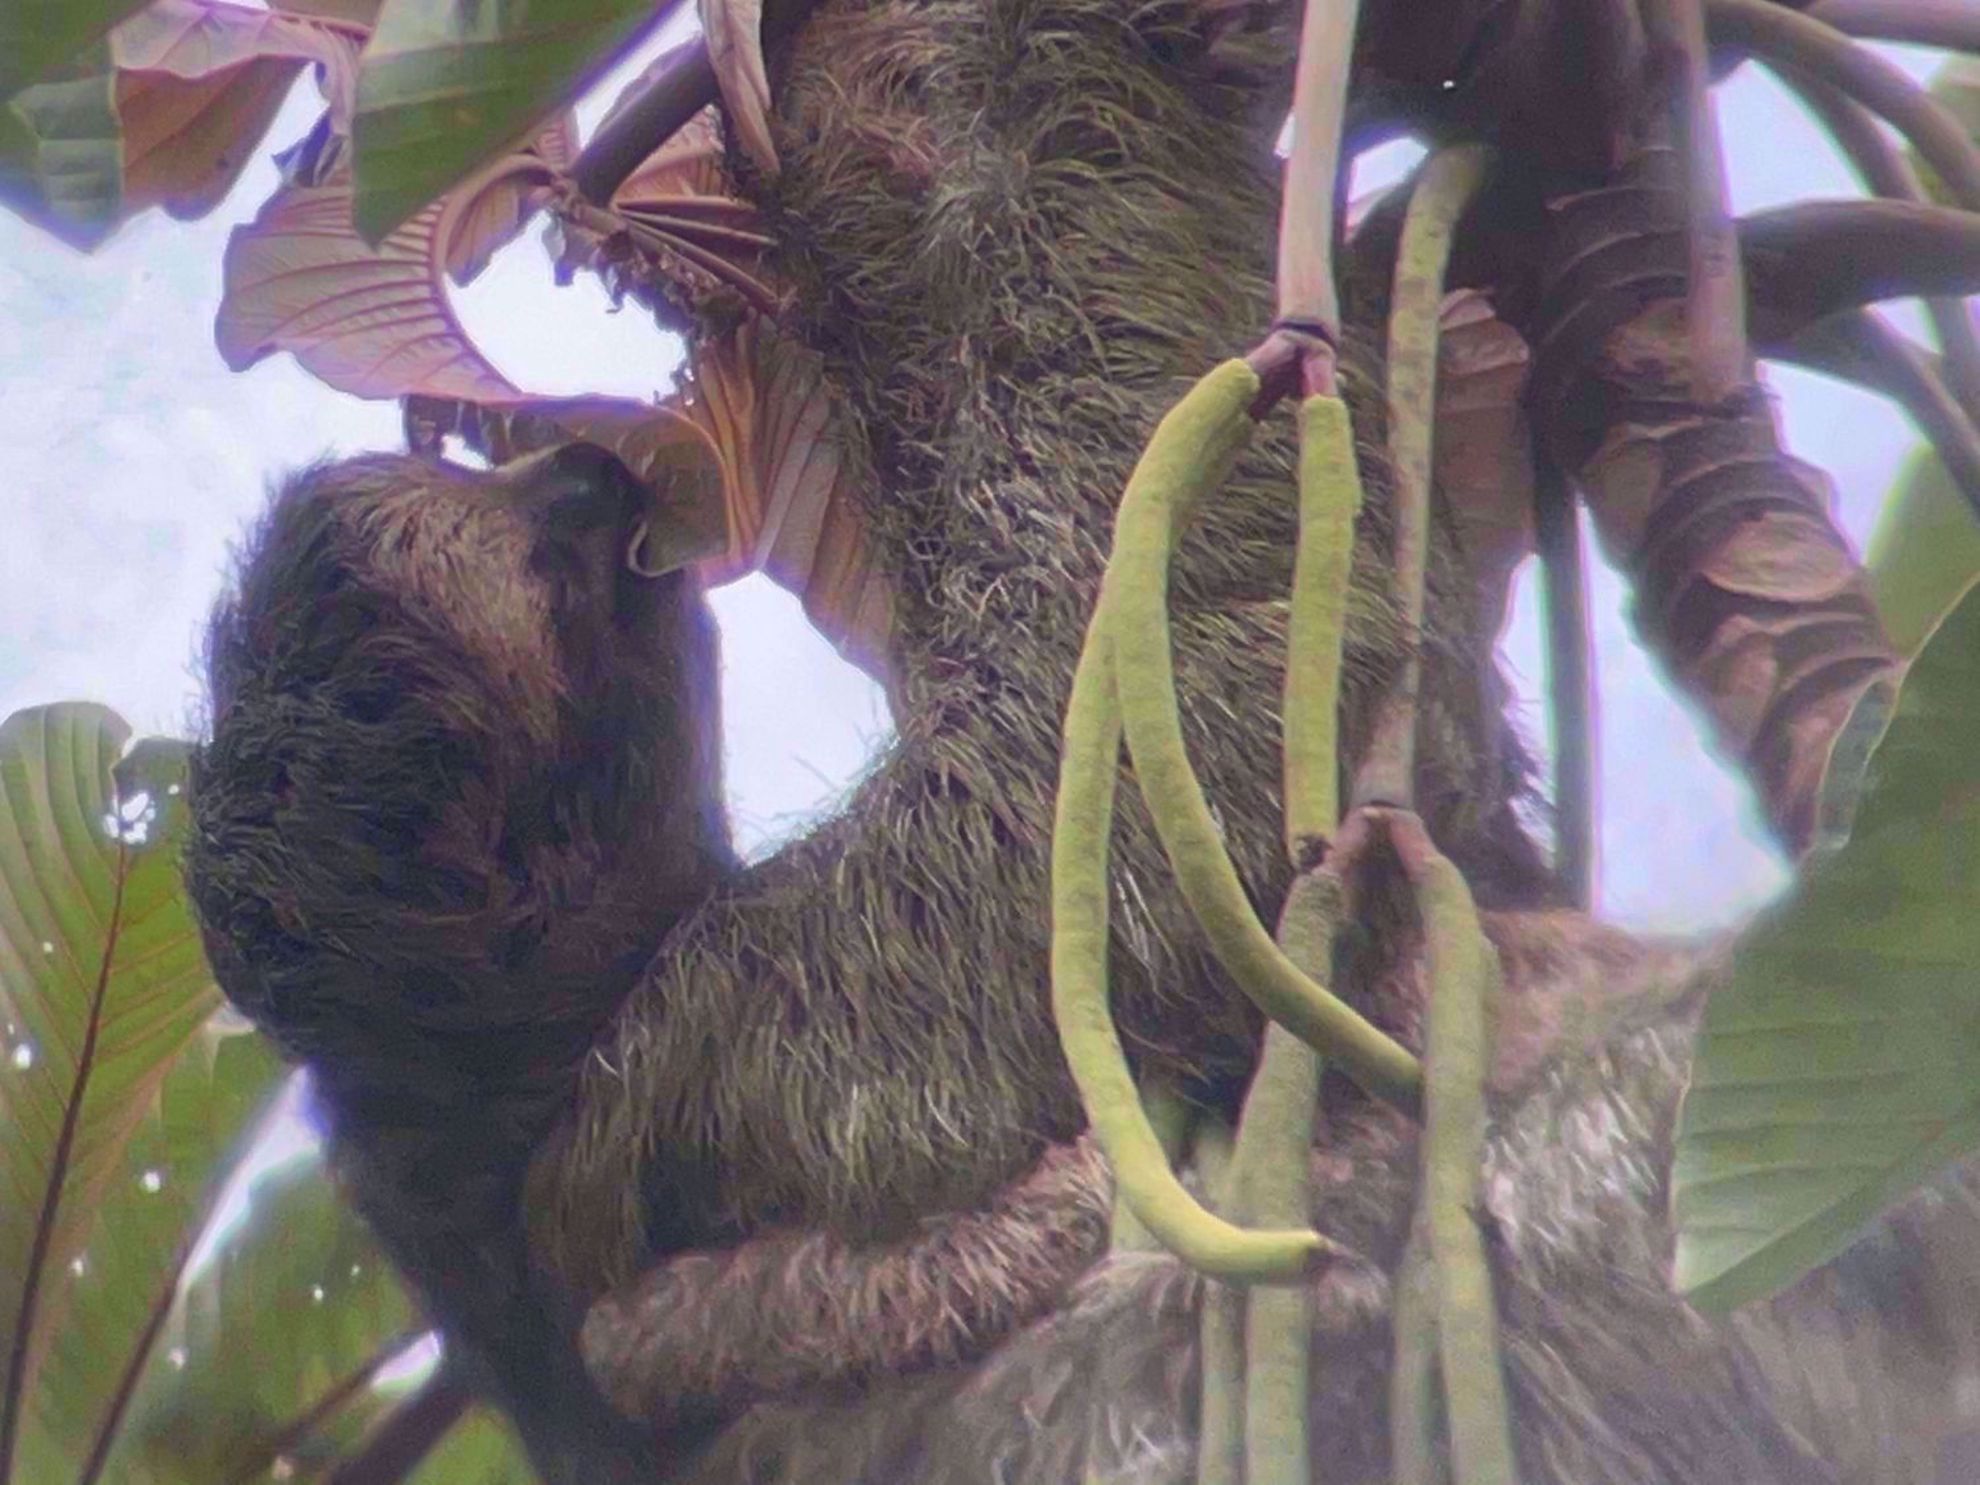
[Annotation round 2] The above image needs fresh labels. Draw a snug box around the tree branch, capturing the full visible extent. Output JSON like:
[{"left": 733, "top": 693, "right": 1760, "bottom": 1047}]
[
  {"left": 1769, "top": 309, "right": 1980, "bottom": 518},
  {"left": 323, "top": 1366, "right": 473, "bottom": 1485},
  {"left": 1532, "top": 448, "right": 1596, "bottom": 911},
  {"left": 1709, "top": 0, "right": 1980, "bottom": 211},
  {"left": 1275, "top": 0, "right": 1361, "bottom": 391},
  {"left": 570, "top": 0, "right": 821, "bottom": 206},
  {"left": 572, "top": 39, "right": 718, "bottom": 205},
  {"left": 1740, "top": 197, "right": 1980, "bottom": 338},
  {"left": 1808, "top": 0, "right": 1980, "bottom": 52},
  {"left": 1647, "top": 0, "right": 1750, "bottom": 402},
  {"left": 1777, "top": 66, "right": 1980, "bottom": 418}
]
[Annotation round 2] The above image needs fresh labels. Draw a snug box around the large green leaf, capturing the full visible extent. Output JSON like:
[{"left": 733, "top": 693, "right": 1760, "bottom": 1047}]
[
  {"left": 1673, "top": 579, "right": 1980, "bottom": 1312},
  {"left": 0, "top": 56, "right": 121, "bottom": 249},
  {"left": 350, "top": 0, "right": 659, "bottom": 242},
  {"left": 1867, "top": 451, "right": 1980, "bottom": 656},
  {"left": 1914, "top": 57, "right": 1980, "bottom": 208},
  {"left": 407, "top": 1405, "right": 532, "bottom": 1484},
  {"left": 19, "top": 1031, "right": 286, "bottom": 1485},
  {"left": 125, "top": 1164, "right": 420, "bottom": 1482},
  {"left": 0, "top": 0, "right": 149, "bottom": 102},
  {"left": 0, "top": 707, "right": 225, "bottom": 1479}
]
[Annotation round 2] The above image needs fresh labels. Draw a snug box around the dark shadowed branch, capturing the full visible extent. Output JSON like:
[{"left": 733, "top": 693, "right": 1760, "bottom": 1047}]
[
  {"left": 1809, "top": 0, "right": 1980, "bottom": 52},
  {"left": 1775, "top": 66, "right": 1980, "bottom": 417},
  {"left": 1771, "top": 310, "right": 1980, "bottom": 515},
  {"left": 1739, "top": 198, "right": 1980, "bottom": 335}
]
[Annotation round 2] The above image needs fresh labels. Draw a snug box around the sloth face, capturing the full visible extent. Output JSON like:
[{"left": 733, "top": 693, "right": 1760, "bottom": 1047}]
[{"left": 186, "top": 443, "right": 731, "bottom": 1084}]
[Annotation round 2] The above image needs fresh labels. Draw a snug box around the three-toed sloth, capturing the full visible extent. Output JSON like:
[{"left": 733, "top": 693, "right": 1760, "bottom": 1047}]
[{"left": 184, "top": 420, "right": 1980, "bottom": 1485}]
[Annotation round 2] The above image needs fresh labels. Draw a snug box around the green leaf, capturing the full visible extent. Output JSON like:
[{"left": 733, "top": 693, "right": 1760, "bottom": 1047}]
[
  {"left": 351, "top": 0, "right": 659, "bottom": 242},
  {"left": 1673, "top": 578, "right": 1980, "bottom": 1312},
  {"left": 407, "top": 1405, "right": 533, "bottom": 1484},
  {"left": 23, "top": 1032, "right": 286, "bottom": 1484},
  {"left": 1914, "top": 57, "right": 1980, "bottom": 208},
  {"left": 0, "top": 55, "right": 121, "bottom": 249},
  {"left": 0, "top": 0, "right": 150, "bottom": 102},
  {"left": 0, "top": 705, "right": 222, "bottom": 1476},
  {"left": 125, "top": 1162, "right": 420, "bottom": 1482},
  {"left": 1866, "top": 449, "right": 1980, "bottom": 655}
]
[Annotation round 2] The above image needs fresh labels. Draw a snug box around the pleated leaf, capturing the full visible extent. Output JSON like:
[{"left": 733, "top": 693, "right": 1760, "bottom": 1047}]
[
  {"left": 0, "top": 706, "right": 220, "bottom": 1476},
  {"left": 0, "top": 0, "right": 150, "bottom": 102},
  {"left": 125, "top": 1165, "right": 419, "bottom": 1482},
  {"left": 0, "top": 54, "right": 121, "bottom": 249},
  {"left": 684, "top": 320, "right": 895, "bottom": 680},
  {"left": 21, "top": 1032, "right": 285, "bottom": 1484},
  {"left": 405, "top": 1401, "right": 532, "bottom": 1484},
  {"left": 350, "top": 0, "right": 658, "bottom": 242},
  {"left": 1674, "top": 578, "right": 1980, "bottom": 1311},
  {"left": 1868, "top": 450, "right": 1980, "bottom": 657}
]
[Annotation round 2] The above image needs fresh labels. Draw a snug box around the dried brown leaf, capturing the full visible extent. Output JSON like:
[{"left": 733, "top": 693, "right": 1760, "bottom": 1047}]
[
  {"left": 444, "top": 119, "right": 580, "bottom": 285},
  {"left": 217, "top": 148, "right": 565, "bottom": 401},
  {"left": 112, "top": 0, "right": 362, "bottom": 126},
  {"left": 604, "top": 108, "right": 782, "bottom": 318},
  {"left": 87, "top": 0, "right": 363, "bottom": 225},
  {"left": 116, "top": 59, "right": 300, "bottom": 220},
  {"left": 683, "top": 321, "right": 893, "bottom": 679},
  {"left": 700, "top": 0, "right": 777, "bottom": 174}
]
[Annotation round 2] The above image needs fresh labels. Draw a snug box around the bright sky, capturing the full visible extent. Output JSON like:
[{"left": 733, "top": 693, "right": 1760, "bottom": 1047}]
[{"left": 0, "top": 29, "right": 1952, "bottom": 935}]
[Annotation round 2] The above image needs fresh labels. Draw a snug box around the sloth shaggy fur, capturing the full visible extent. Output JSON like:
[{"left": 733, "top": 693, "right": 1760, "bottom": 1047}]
[{"left": 182, "top": 0, "right": 1980, "bottom": 1478}]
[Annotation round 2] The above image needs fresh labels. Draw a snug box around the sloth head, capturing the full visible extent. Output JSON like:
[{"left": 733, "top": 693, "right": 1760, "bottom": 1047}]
[{"left": 185, "top": 444, "right": 732, "bottom": 1113}]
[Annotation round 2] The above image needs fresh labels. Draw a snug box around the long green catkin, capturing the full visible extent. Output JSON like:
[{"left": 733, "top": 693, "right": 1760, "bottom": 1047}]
[
  {"left": 1101, "top": 362, "right": 1421, "bottom": 1110},
  {"left": 1283, "top": 395, "right": 1364, "bottom": 857},
  {"left": 1413, "top": 840, "right": 1516, "bottom": 1485},
  {"left": 1051, "top": 628, "right": 1322, "bottom": 1281}
]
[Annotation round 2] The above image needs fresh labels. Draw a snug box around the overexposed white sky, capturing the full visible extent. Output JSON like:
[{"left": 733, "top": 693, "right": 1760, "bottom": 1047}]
[{"left": 0, "top": 28, "right": 1952, "bottom": 932}]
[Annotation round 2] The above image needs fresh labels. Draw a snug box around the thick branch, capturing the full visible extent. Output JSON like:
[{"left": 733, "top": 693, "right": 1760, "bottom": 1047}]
[
  {"left": 572, "top": 40, "right": 718, "bottom": 205},
  {"left": 1709, "top": 0, "right": 1980, "bottom": 211},
  {"left": 1808, "top": 0, "right": 1980, "bottom": 52},
  {"left": 570, "top": 0, "right": 820, "bottom": 205},
  {"left": 1740, "top": 198, "right": 1980, "bottom": 339},
  {"left": 1769, "top": 310, "right": 1980, "bottom": 517},
  {"left": 1647, "top": 0, "right": 1750, "bottom": 401},
  {"left": 1777, "top": 67, "right": 1980, "bottom": 418}
]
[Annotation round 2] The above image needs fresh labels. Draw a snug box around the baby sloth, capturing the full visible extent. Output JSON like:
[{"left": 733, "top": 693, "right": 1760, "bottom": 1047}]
[{"left": 183, "top": 443, "right": 733, "bottom": 1484}]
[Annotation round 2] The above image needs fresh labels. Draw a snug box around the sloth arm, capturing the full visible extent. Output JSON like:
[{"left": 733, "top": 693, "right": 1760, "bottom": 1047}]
[{"left": 528, "top": 600, "right": 1300, "bottom": 1302}]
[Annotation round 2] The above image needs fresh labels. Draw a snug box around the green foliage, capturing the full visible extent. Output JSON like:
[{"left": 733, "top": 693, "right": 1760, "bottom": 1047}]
[
  {"left": 408, "top": 1408, "right": 534, "bottom": 1485},
  {"left": 127, "top": 1167, "right": 418, "bottom": 1482},
  {"left": 0, "top": 0, "right": 147, "bottom": 103},
  {"left": 1673, "top": 577, "right": 1980, "bottom": 1312},
  {"left": 0, "top": 705, "right": 235, "bottom": 1476},
  {"left": 351, "top": 0, "right": 656, "bottom": 241},
  {"left": 0, "top": 54, "right": 120, "bottom": 249},
  {"left": 1914, "top": 57, "right": 1980, "bottom": 207},
  {"left": 25, "top": 1032, "right": 286, "bottom": 1485},
  {"left": 1866, "top": 449, "right": 1980, "bottom": 654}
]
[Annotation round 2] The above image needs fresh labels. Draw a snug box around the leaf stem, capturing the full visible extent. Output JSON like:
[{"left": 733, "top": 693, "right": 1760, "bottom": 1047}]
[
  {"left": 1533, "top": 449, "right": 1596, "bottom": 910},
  {"left": 1648, "top": 0, "right": 1752, "bottom": 403},
  {"left": 1710, "top": 0, "right": 1980, "bottom": 216},
  {"left": 1353, "top": 144, "right": 1493, "bottom": 813},
  {"left": 1779, "top": 68, "right": 1980, "bottom": 420},
  {"left": 1276, "top": 0, "right": 1363, "bottom": 355}
]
